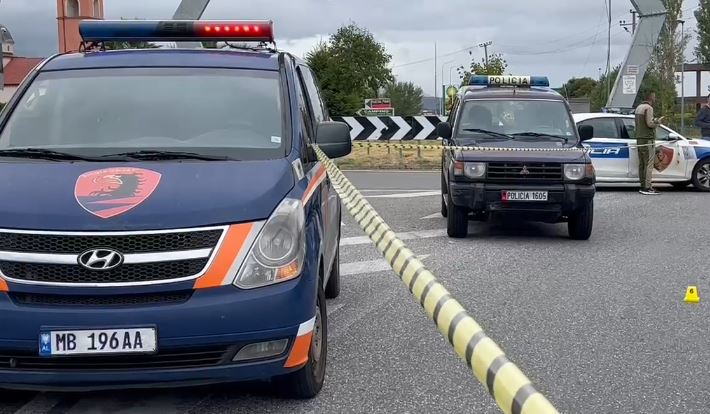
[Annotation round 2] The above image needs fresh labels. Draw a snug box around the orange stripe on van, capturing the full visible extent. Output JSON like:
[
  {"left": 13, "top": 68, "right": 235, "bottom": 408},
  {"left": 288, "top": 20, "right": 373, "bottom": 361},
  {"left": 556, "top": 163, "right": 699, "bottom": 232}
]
[
  {"left": 284, "top": 331, "right": 313, "bottom": 368},
  {"left": 193, "top": 223, "right": 254, "bottom": 290},
  {"left": 302, "top": 167, "right": 327, "bottom": 204},
  {"left": 0, "top": 278, "right": 8, "bottom": 292}
]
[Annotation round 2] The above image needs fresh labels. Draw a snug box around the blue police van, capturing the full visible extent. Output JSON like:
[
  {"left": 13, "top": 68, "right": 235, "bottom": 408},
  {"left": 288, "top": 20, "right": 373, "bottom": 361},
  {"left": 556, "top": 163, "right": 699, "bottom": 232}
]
[{"left": 0, "top": 20, "right": 351, "bottom": 397}]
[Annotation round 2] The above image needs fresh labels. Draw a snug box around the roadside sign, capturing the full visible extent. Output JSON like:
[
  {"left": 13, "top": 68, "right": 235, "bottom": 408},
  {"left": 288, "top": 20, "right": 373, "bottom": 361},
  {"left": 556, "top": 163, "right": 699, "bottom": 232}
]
[
  {"left": 622, "top": 75, "right": 636, "bottom": 95},
  {"left": 626, "top": 65, "right": 639, "bottom": 75},
  {"left": 357, "top": 108, "right": 395, "bottom": 116},
  {"left": 364, "top": 98, "right": 392, "bottom": 110}
]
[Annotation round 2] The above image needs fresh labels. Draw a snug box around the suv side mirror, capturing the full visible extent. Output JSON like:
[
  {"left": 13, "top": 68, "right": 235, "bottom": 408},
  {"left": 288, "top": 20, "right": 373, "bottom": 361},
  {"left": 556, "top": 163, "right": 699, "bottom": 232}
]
[
  {"left": 316, "top": 121, "right": 352, "bottom": 159},
  {"left": 436, "top": 121, "right": 452, "bottom": 139},
  {"left": 668, "top": 132, "right": 682, "bottom": 141},
  {"left": 578, "top": 125, "right": 594, "bottom": 142}
]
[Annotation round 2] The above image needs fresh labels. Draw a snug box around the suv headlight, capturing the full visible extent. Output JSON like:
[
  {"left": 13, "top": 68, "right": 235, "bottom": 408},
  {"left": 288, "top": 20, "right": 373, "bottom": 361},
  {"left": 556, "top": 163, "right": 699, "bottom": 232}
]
[
  {"left": 454, "top": 161, "right": 486, "bottom": 178},
  {"left": 235, "top": 198, "right": 305, "bottom": 289},
  {"left": 564, "top": 163, "right": 594, "bottom": 181}
]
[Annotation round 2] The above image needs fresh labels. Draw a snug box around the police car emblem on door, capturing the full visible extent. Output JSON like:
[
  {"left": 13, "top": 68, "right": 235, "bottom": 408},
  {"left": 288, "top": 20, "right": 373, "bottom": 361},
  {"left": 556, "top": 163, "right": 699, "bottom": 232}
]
[{"left": 78, "top": 249, "right": 124, "bottom": 270}]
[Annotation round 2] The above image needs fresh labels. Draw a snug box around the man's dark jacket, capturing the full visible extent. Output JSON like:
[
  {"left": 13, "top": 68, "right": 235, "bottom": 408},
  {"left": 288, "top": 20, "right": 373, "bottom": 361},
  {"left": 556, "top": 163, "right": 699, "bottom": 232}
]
[{"left": 695, "top": 105, "right": 710, "bottom": 138}]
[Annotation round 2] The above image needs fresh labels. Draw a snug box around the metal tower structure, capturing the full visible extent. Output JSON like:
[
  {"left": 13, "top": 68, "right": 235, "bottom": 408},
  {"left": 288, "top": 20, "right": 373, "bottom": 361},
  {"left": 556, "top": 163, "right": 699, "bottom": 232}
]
[
  {"left": 173, "top": 0, "right": 211, "bottom": 48},
  {"left": 606, "top": 0, "right": 667, "bottom": 111}
]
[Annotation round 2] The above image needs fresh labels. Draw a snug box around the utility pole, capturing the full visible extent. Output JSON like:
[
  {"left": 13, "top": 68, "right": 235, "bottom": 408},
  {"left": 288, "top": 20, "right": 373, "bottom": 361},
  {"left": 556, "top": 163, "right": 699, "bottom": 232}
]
[
  {"left": 434, "top": 42, "right": 438, "bottom": 114},
  {"left": 620, "top": 9, "right": 638, "bottom": 34},
  {"left": 479, "top": 41, "right": 492, "bottom": 68},
  {"left": 607, "top": 0, "right": 612, "bottom": 101},
  {"left": 678, "top": 19, "right": 686, "bottom": 132}
]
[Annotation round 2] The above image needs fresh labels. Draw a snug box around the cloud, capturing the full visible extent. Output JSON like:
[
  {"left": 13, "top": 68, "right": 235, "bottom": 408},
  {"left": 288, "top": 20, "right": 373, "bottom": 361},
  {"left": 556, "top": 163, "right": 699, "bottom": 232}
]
[{"left": 0, "top": 0, "right": 699, "bottom": 94}]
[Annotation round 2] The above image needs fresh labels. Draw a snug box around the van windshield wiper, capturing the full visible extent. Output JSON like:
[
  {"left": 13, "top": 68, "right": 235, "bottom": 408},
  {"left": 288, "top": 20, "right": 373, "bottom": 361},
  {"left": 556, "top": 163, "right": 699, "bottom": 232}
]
[
  {"left": 0, "top": 148, "right": 108, "bottom": 162},
  {"left": 461, "top": 129, "right": 513, "bottom": 139},
  {"left": 511, "top": 132, "right": 569, "bottom": 143},
  {"left": 104, "top": 150, "right": 234, "bottom": 161}
]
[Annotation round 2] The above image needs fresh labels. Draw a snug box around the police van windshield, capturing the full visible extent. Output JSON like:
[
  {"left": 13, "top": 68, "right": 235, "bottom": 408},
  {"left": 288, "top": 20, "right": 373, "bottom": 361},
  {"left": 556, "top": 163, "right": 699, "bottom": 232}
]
[
  {"left": 456, "top": 100, "right": 576, "bottom": 143},
  {"left": 0, "top": 68, "right": 286, "bottom": 160}
]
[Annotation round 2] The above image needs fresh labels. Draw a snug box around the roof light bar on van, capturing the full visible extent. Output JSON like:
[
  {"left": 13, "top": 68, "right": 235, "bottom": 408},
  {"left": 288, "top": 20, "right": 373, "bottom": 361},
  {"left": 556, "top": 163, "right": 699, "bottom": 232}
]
[
  {"left": 469, "top": 75, "right": 550, "bottom": 88},
  {"left": 79, "top": 20, "right": 275, "bottom": 43}
]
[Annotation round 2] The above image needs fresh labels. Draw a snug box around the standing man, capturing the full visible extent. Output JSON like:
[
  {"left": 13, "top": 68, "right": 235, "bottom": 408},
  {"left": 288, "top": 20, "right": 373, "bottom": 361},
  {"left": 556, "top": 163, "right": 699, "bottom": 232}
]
[
  {"left": 635, "top": 92, "right": 663, "bottom": 195},
  {"left": 695, "top": 94, "right": 710, "bottom": 139}
]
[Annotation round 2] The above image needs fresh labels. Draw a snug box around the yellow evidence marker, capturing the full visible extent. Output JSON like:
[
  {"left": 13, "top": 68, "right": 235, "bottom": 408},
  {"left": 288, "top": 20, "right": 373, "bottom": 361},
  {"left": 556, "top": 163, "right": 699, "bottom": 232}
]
[{"left": 684, "top": 286, "right": 700, "bottom": 304}]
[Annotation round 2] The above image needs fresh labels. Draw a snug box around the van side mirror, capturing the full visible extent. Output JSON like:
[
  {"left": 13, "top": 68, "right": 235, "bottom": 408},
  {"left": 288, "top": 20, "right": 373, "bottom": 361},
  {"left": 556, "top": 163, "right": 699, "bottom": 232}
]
[
  {"left": 578, "top": 125, "right": 594, "bottom": 142},
  {"left": 316, "top": 121, "right": 352, "bottom": 159},
  {"left": 436, "top": 122, "right": 452, "bottom": 139}
]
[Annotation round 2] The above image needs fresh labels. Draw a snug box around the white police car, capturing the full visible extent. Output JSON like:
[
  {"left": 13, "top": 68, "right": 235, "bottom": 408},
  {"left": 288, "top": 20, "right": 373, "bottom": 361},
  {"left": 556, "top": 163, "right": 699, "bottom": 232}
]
[{"left": 573, "top": 113, "right": 710, "bottom": 191}]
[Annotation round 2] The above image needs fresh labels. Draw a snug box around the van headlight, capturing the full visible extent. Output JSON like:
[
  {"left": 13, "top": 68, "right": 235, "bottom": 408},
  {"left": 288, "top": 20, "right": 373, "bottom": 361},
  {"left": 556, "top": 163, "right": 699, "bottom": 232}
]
[
  {"left": 235, "top": 198, "right": 305, "bottom": 289},
  {"left": 564, "top": 164, "right": 594, "bottom": 181}
]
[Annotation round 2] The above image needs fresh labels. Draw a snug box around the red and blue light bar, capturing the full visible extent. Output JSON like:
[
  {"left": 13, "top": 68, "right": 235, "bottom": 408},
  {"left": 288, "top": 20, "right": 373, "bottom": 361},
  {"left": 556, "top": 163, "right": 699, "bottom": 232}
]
[{"left": 79, "top": 20, "right": 274, "bottom": 43}]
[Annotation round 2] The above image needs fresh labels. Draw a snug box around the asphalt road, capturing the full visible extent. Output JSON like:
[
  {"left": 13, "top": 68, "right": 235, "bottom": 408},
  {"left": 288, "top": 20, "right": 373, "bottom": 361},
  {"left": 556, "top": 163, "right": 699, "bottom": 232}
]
[{"left": 2, "top": 171, "right": 709, "bottom": 414}]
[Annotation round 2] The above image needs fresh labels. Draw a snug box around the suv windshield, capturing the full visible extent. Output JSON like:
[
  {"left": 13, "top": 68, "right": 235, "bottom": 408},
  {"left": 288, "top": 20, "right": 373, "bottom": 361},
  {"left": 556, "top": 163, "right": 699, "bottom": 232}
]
[
  {"left": 0, "top": 67, "right": 286, "bottom": 160},
  {"left": 456, "top": 99, "right": 576, "bottom": 143}
]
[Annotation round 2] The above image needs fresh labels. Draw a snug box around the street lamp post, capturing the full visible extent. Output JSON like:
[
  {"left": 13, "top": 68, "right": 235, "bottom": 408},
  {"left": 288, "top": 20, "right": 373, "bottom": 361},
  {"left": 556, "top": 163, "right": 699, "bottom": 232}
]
[{"left": 678, "top": 19, "right": 686, "bottom": 133}]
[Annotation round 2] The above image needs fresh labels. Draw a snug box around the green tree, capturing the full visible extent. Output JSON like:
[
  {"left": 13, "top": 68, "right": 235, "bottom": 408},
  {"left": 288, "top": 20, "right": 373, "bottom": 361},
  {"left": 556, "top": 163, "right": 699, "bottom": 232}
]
[
  {"left": 560, "top": 77, "right": 598, "bottom": 98},
  {"left": 307, "top": 24, "right": 393, "bottom": 116},
  {"left": 105, "top": 41, "right": 158, "bottom": 50},
  {"left": 650, "top": 0, "right": 687, "bottom": 115},
  {"left": 590, "top": 66, "right": 620, "bottom": 111},
  {"left": 698, "top": 1, "right": 710, "bottom": 63},
  {"left": 383, "top": 81, "right": 423, "bottom": 116},
  {"left": 459, "top": 53, "right": 508, "bottom": 85}
]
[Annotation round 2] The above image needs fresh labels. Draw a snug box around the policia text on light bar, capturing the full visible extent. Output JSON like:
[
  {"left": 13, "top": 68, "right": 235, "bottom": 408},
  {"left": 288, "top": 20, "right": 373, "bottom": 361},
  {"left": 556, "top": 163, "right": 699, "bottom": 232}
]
[{"left": 469, "top": 75, "right": 550, "bottom": 88}]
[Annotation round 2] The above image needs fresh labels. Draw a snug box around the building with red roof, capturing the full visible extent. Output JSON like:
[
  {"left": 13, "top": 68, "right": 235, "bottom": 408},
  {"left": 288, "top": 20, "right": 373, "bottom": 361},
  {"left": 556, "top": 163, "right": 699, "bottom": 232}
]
[{"left": 1, "top": 1, "right": 104, "bottom": 104}]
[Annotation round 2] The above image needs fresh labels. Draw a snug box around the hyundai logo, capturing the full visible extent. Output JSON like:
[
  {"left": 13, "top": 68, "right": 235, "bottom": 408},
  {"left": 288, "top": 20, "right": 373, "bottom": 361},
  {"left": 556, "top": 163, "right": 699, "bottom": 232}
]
[{"left": 78, "top": 249, "right": 124, "bottom": 270}]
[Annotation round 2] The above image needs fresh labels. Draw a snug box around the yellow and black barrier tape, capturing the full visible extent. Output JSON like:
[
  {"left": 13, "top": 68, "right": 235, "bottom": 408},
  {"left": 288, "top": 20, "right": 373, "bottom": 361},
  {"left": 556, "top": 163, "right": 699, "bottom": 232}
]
[
  {"left": 313, "top": 145, "right": 558, "bottom": 414},
  {"left": 351, "top": 140, "right": 661, "bottom": 152}
]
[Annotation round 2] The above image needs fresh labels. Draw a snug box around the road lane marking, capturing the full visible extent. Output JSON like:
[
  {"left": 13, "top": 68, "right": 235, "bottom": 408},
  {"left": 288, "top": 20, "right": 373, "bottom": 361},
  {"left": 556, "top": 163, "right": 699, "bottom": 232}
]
[
  {"left": 15, "top": 394, "right": 71, "bottom": 414},
  {"left": 359, "top": 189, "right": 438, "bottom": 193},
  {"left": 340, "top": 229, "right": 446, "bottom": 247},
  {"left": 366, "top": 191, "right": 440, "bottom": 199},
  {"left": 326, "top": 303, "right": 345, "bottom": 316},
  {"left": 420, "top": 213, "right": 442, "bottom": 220},
  {"left": 341, "top": 255, "right": 429, "bottom": 276}
]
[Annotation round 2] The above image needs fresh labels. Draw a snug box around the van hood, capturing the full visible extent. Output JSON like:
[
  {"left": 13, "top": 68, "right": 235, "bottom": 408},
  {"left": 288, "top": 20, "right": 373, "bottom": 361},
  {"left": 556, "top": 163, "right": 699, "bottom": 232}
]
[{"left": 0, "top": 159, "right": 295, "bottom": 231}]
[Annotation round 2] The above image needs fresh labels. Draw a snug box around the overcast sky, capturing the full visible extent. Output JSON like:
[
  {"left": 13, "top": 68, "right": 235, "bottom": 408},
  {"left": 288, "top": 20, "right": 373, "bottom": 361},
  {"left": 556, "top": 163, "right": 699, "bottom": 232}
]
[{"left": 0, "top": 0, "right": 702, "bottom": 95}]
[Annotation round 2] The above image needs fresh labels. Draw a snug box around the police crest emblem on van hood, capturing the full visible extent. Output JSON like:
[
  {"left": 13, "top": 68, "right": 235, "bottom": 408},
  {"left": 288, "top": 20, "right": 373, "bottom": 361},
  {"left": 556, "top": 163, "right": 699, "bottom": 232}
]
[{"left": 74, "top": 167, "right": 162, "bottom": 219}]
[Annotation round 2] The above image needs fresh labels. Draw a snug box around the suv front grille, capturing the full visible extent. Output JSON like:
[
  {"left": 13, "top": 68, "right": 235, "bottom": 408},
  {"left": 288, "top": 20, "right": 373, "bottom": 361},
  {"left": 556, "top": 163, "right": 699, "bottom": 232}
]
[{"left": 487, "top": 162, "right": 562, "bottom": 181}]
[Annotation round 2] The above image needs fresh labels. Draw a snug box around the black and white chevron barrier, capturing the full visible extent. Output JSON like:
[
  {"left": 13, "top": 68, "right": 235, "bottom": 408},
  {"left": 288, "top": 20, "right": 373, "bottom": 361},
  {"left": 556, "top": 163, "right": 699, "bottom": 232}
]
[{"left": 331, "top": 116, "right": 447, "bottom": 141}]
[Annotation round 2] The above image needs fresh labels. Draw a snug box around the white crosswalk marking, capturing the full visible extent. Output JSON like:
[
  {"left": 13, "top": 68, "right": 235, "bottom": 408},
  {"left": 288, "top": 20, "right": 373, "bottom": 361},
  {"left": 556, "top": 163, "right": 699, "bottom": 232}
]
[
  {"left": 366, "top": 191, "right": 440, "bottom": 199},
  {"left": 340, "top": 256, "right": 429, "bottom": 276},
  {"left": 340, "top": 229, "right": 446, "bottom": 247}
]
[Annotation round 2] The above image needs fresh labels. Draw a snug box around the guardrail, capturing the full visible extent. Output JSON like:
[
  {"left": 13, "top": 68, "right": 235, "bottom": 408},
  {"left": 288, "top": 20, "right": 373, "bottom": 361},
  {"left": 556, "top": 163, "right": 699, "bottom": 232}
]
[{"left": 314, "top": 145, "right": 559, "bottom": 414}]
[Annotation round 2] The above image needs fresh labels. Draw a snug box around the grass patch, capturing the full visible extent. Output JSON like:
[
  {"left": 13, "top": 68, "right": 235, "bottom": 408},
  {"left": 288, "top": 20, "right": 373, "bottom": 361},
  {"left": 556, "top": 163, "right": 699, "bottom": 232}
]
[{"left": 336, "top": 142, "right": 442, "bottom": 170}]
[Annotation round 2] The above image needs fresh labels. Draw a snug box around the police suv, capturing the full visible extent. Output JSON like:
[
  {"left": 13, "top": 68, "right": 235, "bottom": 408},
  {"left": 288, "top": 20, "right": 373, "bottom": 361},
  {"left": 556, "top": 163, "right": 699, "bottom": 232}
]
[
  {"left": 438, "top": 75, "right": 596, "bottom": 240},
  {"left": 575, "top": 113, "right": 710, "bottom": 191},
  {"left": 0, "top": 20, "right": 351, "bottom": 397}
]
